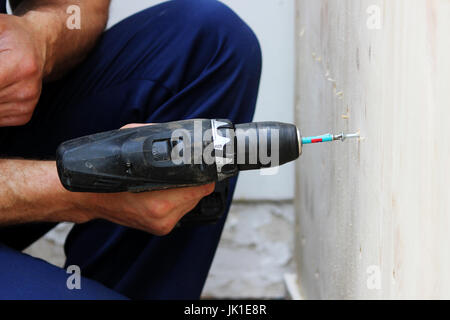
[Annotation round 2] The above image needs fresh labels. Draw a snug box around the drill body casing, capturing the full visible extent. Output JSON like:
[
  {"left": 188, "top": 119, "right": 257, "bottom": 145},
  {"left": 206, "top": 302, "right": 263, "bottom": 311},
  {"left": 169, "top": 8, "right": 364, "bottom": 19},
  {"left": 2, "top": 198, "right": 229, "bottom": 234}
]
[
  {"left": 56, "top": 118, "right": 300, "bottom": 226},
  {"left": 57, "top": 119, "right": 225, "bottom": 193},
  {"left": 57, "top": 119, "right": 300, "bottom": 193}
]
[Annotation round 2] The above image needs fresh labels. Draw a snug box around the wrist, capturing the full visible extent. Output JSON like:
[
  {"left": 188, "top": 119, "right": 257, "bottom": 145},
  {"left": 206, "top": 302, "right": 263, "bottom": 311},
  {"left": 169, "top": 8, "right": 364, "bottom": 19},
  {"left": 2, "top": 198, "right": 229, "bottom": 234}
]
[
  {"left": 20, "top": 10, "right": 62, "bottom": 79},
  {"left": 0, "top": 160, "right": 93, "bottom": 226},
  {"left": 29, "top": 161, "right": 94, "bottom": 224},
  {"left": 49, "top": 165, "right": 95, "bottom": 224}
]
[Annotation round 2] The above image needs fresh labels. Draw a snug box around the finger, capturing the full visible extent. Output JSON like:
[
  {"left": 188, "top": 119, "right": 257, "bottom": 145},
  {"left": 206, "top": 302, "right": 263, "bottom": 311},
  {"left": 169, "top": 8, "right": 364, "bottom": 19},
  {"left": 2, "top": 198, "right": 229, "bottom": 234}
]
[
  {"left": 120, "top": 123, "right": 155, "bottom": 129},
  {"left": 147, "top": 183, "right": 215, "bottom": 204},
  {"left": 0, "top": 113, "right": 33, "bottom": 127},
  {"left": 156, "top": 199, "right": 201, "bottom": 233},
  {"left": 0, "top": 100, "right": 36, "bottom": 118},
  {"left": 163, "top": 185, "right": 215, "bottom": 225},
  {"left": 182, "top": 182, "right": 216, "bottom": 200},
  {"left": 0, "top": 79, "right": 41, "bottom": 103},
  {"left": 0, "top": 52, "right": 19, "bottom": 89},
  {"left": 0, "top": 81, "right": 18, "bottom": 102},
  {"left": 132, "top": 199, "right": 199, "bottom": 235}
]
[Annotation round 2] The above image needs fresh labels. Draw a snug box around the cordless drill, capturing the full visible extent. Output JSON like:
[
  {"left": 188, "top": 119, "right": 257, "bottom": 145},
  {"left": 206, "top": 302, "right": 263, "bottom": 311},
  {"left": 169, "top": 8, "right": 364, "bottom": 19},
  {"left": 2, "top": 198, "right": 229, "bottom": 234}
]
[{"left": 56, "top": 119, "right": 358, "bottom": 225}]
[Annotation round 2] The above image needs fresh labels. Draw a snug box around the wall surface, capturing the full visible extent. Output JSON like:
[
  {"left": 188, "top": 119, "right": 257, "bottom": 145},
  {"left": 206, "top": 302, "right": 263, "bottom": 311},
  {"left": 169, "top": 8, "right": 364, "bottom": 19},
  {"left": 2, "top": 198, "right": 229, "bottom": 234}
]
[{"left": 295, "top": 0, "right": 450, "bottom": 299}]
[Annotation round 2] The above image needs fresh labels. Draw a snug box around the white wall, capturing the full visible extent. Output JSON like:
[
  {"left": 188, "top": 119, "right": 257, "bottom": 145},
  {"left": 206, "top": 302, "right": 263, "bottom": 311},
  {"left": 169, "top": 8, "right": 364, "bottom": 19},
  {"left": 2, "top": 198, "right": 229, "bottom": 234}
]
[
  {"left": 295, "top": 0, "right": 450, "bottom": 299},
  {"left": 220, "top": 0, "right": 295, "bottom": 200}
]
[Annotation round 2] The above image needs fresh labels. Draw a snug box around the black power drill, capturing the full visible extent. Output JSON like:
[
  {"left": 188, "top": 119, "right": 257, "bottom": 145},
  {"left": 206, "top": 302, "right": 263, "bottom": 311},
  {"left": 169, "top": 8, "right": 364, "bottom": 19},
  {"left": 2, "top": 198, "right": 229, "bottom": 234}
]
[{"left": 56, "top": 119, "right": 302, "bottom": 225}]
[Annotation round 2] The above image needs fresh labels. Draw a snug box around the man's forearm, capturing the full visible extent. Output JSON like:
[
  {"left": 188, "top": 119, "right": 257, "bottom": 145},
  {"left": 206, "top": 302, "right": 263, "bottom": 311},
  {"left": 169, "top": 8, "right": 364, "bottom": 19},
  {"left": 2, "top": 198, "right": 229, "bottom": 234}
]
[
  {"left": 11, "top": 0, "right": 111, "bottom": 80},
  {"left": 0, "top": 158, "right": 215, "bottom": 235},
  {"left": 0, "top": 160, "right": 88, "bottom": 226}
]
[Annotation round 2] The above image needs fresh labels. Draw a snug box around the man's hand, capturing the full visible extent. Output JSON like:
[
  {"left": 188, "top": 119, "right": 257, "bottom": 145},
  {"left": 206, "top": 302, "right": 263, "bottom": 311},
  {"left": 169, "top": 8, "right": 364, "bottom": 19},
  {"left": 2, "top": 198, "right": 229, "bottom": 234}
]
[
  {"left": 71, "top": 123, "right": 215, "bottom": 235},
  {"left": 0, "top": 0, "right": 110, "bottom": 127},
  {"left": 73, "top": 123, "right": 215, "bottom": 235},
  {"left": 76, "top": 183, "right": 215, "bottom": 236},
  {"left": 73, "top": 122, "right": 214, "bottom": 235},
  {"left": 0, "top": 15, "right": 45, "bottom": 126}
]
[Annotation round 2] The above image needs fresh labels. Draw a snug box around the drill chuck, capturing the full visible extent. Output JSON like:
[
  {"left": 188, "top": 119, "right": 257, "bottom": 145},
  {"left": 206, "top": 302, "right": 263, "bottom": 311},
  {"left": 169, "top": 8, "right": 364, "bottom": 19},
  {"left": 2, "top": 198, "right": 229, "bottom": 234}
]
[{"left": 234, "top": 121, "right": 301, "bottom": 171}]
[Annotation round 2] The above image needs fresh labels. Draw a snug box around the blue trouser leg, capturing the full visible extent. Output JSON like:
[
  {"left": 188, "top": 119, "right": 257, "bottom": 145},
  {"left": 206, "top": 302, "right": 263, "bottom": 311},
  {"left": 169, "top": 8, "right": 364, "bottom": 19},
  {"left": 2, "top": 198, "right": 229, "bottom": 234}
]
[
  {"left": 0, "top": 0, "right": 261, "bottom": 299},
  {"left": 0, "top": 244, "right": 127, "bottom": 300}
]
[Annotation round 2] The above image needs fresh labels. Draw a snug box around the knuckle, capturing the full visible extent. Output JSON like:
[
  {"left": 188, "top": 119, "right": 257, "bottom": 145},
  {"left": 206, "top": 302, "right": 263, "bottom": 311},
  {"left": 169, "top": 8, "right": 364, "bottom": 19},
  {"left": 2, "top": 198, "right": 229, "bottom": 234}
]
[
  {"left": 150, "top": 200, "right": 173, "bottom": 219},
  {"left": 0, "top": 114, "right": 32, "bottom": 126},
  {"left": 0, "top": 73, "right": 7, "bottom": 86},
  {"left": 187, "top": 188, "right": 205, "bottom": 200},
  {"left": 16, "top": 103, "right": 34, "bottom": 115},
  {"left": 190, "top": 183, "right": 215, "bottom": 199},
  {"left": 71, "top": 213, "right": 91, "bottom": 224},
  {"left": 21, "top": 112, "right": 33, "bottom": 123},
  {"left": 203, "top": 183, "right": 215, "bottom": 195},
  {"left": 155, "top": 219, "right": 176, "bottom": 236},
  {"left": 20, "top": 56, "right": 40, "bottom": 77},
  {"left": 16, "top": 84, "right": 40, "bottom": 101}
]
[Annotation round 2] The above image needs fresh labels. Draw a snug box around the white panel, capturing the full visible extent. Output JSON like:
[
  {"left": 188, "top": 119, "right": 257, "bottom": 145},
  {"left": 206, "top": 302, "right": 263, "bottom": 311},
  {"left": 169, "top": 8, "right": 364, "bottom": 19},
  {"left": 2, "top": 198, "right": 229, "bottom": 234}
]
[
  {"left": 295, "top": 0, "right": 450, "bottom": 299},
  {"left": 221, "top": 0, "right": 295, "bottom": 200}
]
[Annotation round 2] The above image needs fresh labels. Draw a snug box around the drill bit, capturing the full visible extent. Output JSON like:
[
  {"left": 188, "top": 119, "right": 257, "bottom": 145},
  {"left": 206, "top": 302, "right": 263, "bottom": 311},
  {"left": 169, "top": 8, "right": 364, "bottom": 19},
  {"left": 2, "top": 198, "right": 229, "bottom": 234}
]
[{"left": 301, "top": 132, "right": 360, "bottom": 145}]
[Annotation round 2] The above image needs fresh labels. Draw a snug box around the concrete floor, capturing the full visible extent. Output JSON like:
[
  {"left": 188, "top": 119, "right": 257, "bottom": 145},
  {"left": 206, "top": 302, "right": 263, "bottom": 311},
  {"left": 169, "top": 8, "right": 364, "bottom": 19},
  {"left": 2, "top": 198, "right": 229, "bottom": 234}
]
[{"left": 23, "top": 202, "right": 295, "bottom": 299}]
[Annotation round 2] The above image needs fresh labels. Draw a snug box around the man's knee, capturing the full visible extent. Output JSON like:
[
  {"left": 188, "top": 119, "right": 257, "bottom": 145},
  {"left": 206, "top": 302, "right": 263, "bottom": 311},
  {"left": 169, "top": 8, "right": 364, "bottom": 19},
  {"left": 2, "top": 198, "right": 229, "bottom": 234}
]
[
  {"left": 187, "top": 0, "right": 262, "bottom": 71},
  {"left": 150, "top": 0, "right": 262, "bottom": 74},
  {"left": 115, "top": 0, "right": 261, "bottom": 82}
]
